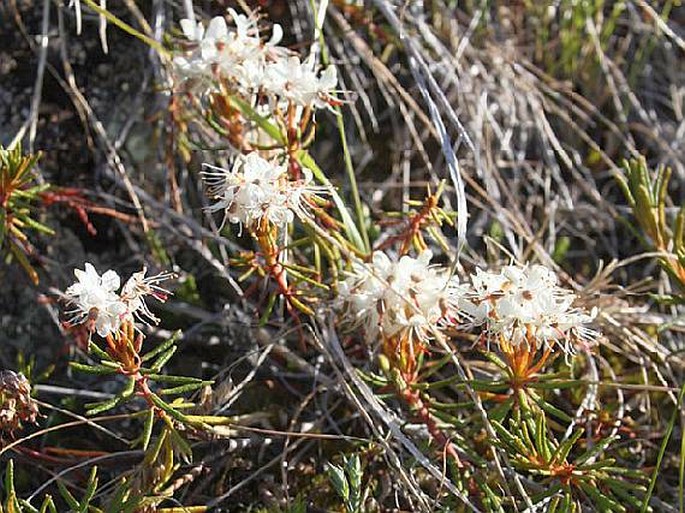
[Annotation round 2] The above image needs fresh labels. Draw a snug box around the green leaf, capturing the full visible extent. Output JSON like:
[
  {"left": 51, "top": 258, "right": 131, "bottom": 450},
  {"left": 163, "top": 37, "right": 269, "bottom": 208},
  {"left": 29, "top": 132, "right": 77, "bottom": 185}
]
[
  {"left": 528, "top": 379, "right": 583, "bottom": 390},
  {"left": 327, "top": 463, "right": 349, "bottom": 503},
  {"left": 258, "top": 293, "right": 278, "bottom": 327},
  {"left": 69, "top": 362, "right": 118, "bottom": 375},
  {"left": 86, "top": 395, "right": 125, "bottom": 416},
  {"left": 491, "top": 420, "right": 527, "bottom": 455},
  {"left": 120, "top": 377, "right": 136, "bottom": 398},
  {"left": 575, "top": 436, "right": 617, "bottom": 467},
  {"left": 88, "top": 341, "right": 113, "bottom": 362},
  {"left": 641, "top": 383, "right": 685, "bottom": 512},
  {"left": 481, "top": 351, "right": 509, "bottom": 371},
  {"left": 550, "top": 429, "right": 583, "bottom": 466},
  {"left": 149, "top": 346, "right": 177, "bottom": 372},
  {"left": 298, "top": 151, "right": 366, "bottom": 253},
  {"left": 38, "top": 496, "right": 57, "bottom": 513},
  {"left": 148, "top": 393, "right": 191, "bottom": 424},
  {"left": 79, "top": 467, "right": 98, "bottom": 512},
  {"left": 20, "top": 216, "right": 54, "bottom": 235},
  {"left": 159, "top": 381, "right": 213, "bottom": 396},
  {"left": 535, "top": 413, "right": 551, "bottom": 462},
  {"left": 8, "top": 240, "right": 39, "bottom": 285},
  {"left": 560, "top": 492, "right": 573, "bottom": 513},
  {"left": 578, "top": 479, "right": 625, "bottom": 512},
  {"left": 4, "top": 460, "right": 16, "bottom": 499},
  {"left": 345, "top": 454, "right": 362, "bottom": 498},
  {"left": 139, "top": 408, "right": 155, "bottom": 451},
  {"left": 144, "top": 428, "right": 167, "bottom": 467},
  {"left": 106, "top": 480, "right": 130, "bottom": 513},
  {"left": 142, "top": 373, "right": 205, "bottom": 384},
  {"left": 56, "top": 480, "right": 80, "bottom": 510},
  {"left": 489, "top": 397, "right": 514, "bottom": 423},
  {"left": 533, "top": 395, "right": 573, "bottom": 423},
  {"left": 141, "top": 331, "right": 181, "bottom": 363},
  {"left": 18, "top": 499, "right": 41, "bottom": 513},
  {"left": 480, "top": 481, "right": 506, "bottom": 513},
  {"left": 605, "top": 478, "right": 644, "bottom": 510},
  {"left": 167, "top": 422, "right": 193, "bottom": 463},
  {"left": 530, "top": 483, "right": 563, "bottom": 505}
]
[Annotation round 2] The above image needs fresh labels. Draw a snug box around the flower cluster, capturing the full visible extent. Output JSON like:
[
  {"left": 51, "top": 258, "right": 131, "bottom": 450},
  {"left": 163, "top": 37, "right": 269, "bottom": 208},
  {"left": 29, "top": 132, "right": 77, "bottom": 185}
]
[
  {"left": 202, "top": 152, "right": 321, "bottom": 231},
  {"left": 339, "top": 254, "right": 598, "bottom": 356},
  {"left": 174, "top": 10, "right": 337, "bottom": 111},
  {"left": 65, "top": 263, "right": 174, "bottom": 337},
  {"left": 338, "top": 251, "right": 463, "bottom": 343},
  {"left": 459, "top": 265, "right": 598, "bottom": 353},
  {"left": 0, "top": 370, "right": 39, "bottom": 436}
]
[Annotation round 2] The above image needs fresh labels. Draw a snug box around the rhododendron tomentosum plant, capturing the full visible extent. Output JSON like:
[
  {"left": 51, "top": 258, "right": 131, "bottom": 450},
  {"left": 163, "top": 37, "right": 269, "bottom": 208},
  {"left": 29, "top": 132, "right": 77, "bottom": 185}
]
[
  {"left": 338, "top": 255, "right": 600, "bottom": 380},
  {"left": 61, "top": 263, "right": 214, "bottom": 428},
  {"left": 200, "top": 150, "right": 330, "bottom": 319}
]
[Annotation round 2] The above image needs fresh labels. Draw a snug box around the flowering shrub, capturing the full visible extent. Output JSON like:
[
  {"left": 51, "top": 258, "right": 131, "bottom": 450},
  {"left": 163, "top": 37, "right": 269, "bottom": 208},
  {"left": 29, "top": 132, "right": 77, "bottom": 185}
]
[{"left": 1, "top": 2, "right": 684, "bottom": 512}]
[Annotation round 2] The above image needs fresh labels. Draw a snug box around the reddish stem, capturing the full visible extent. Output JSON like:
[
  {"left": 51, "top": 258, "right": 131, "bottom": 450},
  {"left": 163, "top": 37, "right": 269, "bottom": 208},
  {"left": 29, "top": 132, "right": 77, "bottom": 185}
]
[{"left": 399, "top": 387, "right": 463, "bottom": 467}]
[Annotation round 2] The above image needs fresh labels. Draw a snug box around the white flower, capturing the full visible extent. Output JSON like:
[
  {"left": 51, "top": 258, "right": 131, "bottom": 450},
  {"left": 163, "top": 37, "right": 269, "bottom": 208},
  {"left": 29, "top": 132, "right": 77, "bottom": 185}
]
[
  {"left": 65, "top": 263, "right": 127, "bottom": 337},
  {"left": 202, "top": 152, "right": 321, "bottom": 230},
  {"left": 65, "top": 264, "right": 175, "bottom": 336},
  {"left": 459, "top": 264, "right": 598, "bottom": 353},
  {"left": 262, "top": 55, "right": 338, "bottom": 109},
  {"left": 173, "top": 10, "right": 338, "bottom": 111},
  {"left": 174, "top": 11, "right": 282, "bottom": 93},
  {"left": 179, "top": 19, "right": 205, "bottom": 41},
  {"left": 120, "top": 268, "right": 176, "bottom": 325},
  {"left": 338, "top": 251, "right": 464, "bottom": 343},
  {"left": 174, "top": 18, "right": 226, "bottom": 79}
]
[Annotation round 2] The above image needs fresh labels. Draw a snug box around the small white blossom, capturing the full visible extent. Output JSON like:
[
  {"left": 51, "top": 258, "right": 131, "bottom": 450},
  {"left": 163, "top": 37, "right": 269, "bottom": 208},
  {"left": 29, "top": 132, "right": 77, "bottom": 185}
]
[
  {"left": 262, "top": 55, "right": 338, "bottom": 109},
  {"left": 65, "top": 264, "right": 174, "bottom": 336},
  {"left": 173, "top": 11, "right": 338, "bottom": 110},
  {"left": 459, "top": 264, "right": 598, "bottom": 353},
  {"left": 121, "top": 268, "right": 176, "bottom": 324},
  {"left": 202, "top": 152, "right": 321, "bottom": 230},
  {"left": 65, "top": 263, "right": 127, "bottom": 337},
  {"left": 179, "top": 19, "right": 205, "bottom": 42},
  {"left": 174, "top": 11, "right": 282, "bottom": 93},
  {"left": 174, "top": 18, "right": 226, "bottom": 80},
  {"left": 338, "top": 251, "right": 464, "bottom": 343}
]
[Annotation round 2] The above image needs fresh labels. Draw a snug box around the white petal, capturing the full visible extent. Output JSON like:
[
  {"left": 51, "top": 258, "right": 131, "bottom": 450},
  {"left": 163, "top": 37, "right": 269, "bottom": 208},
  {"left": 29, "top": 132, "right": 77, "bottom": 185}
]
[
  {"left": 320, "top": 65, "right": 337, "bottom": 89},
  {"left": 101, "top": 270, "right": 121, "bottom": 292},
  {"left": 206, "top": 16, "right": 228, "bottom": 40},
  {"left": 180, "top": 19, "right": 203, "bottom": 41},
  {"left": 268, "top": 24, "right": 283, "bottom": 46}
]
